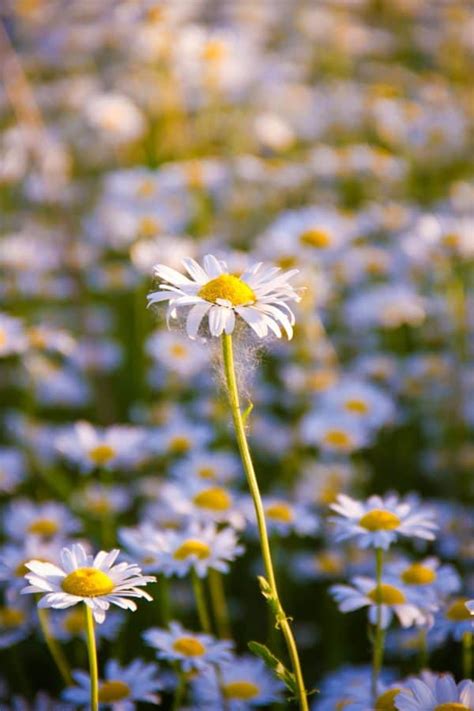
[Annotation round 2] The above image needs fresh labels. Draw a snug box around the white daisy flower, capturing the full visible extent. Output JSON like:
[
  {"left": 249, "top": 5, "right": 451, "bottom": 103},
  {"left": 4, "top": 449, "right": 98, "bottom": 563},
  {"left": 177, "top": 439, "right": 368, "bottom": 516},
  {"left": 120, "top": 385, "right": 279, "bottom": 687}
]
[
  {"left": 143, "top": 621, "right": 233, "bottom": 672},
  {"left": 21, "top": 543, "right": 155, "bottom": 624},
  {"left": 300, "top": 412, "right": 370, "bottom": 454},
  {"left": 330, "top": 576, "right": 433, "bottom": 629},
  {"left": 329, "top": 494, "right": 438, "bottom": 550},
  {"left": 4, "top": 499, "right": 80, "bottom": 541},
  {"left": 147, "top": 254, "right": 300, "bottom": 339},
  {"left": 395, "top": 671, "right": 474, "bottom": 711},
  {"left": 62, "top": 659, "right": 162, "bottom": 709}
]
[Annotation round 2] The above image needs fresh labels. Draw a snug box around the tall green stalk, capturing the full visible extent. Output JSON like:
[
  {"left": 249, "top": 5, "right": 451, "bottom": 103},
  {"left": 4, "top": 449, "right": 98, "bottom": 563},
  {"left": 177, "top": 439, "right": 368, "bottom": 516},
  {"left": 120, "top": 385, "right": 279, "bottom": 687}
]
[
  {"left": 463, "top": 631, "right": 472, "bottom": 680},
  {"left": 372, "top": 547, "right": 385, "bottom": 700},
  {"left": 84, "top": 605, "right": 99, "bottom": 711},
  {"left": 36, "top": 604, "right": 73, "bottom": 686},
  {"left": 221, "top": 333, "right": 308, "bottom": 711},
  {"left": 191, "top": 569, "right": 212, "bottom": 634}
]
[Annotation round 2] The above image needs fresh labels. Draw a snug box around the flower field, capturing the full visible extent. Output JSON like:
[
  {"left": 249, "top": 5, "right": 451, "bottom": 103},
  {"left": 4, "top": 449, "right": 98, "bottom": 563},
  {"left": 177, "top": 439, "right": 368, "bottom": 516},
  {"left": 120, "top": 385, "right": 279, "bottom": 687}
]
[{"left": 0, "top": 1, "right": 473, "bottom": 709}]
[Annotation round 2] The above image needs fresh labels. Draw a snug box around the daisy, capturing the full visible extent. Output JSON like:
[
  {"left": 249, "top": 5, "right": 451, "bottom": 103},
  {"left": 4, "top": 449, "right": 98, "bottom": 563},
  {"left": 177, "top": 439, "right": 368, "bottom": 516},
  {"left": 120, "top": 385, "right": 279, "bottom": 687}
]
[
  {"left": 300, "top": 412, "right": 369, "bottom": 454},
  {"left": 312, "top": 664, "right": 399, "bottom": 711},
  {"left": 143, "top": 621, "right": 233, "bottom": 672},
  {"left": 244, "top": 495, "right": 319, "bottom": 538},
  {"left": 0, "top": 447, "right": 26, "bottom": 493},
  {"left": 431, "top": 596, "right": 474, "bottom": 642},
  {"left": 62, "top": 659, "right": 162, "bottom": 709},
  {"left": 171, "top": 449, "right": 242, "bottom": 486},
  {"left": 385, "top": 557, "right": 461, "bottom": 602},
  {"left": 158, "top": 480, "right": 246, "bottom": 530},
  {"left": 317, "top": 378, "right": 396, "bottom": 430},
  {"left": 0, "top": 312, "right": 27, "bottom": 357},
  {"left": 0, "top": 598, "right": 33, "bottom": 649},
  {"left": 394, "top": 671, "right": 474, "bottom": 711},
  {"left": 147, "top": 254, "right": 300, "bottom": 339},
  {"left": 192, "top": 655, "right": 284, "bottom": 709},
  {"left": 21, "top": 543, "right": 155, "bottom": 624},
  {"left": 0, "top": 537, "right": 66, "bottom": 599},
  {"left": 4, "top": 499, "right": 80, "bottom": 541},
  {"left": 329, "top": 494, "right": 438, "bottom": 550},
  {"left": 330, "top": 576, "right": 432, "bottom": 629}
]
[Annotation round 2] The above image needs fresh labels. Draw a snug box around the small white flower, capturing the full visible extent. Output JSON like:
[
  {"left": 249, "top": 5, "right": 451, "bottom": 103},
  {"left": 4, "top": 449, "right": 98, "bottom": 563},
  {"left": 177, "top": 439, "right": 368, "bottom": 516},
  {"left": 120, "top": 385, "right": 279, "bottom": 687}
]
[
  {"left": 143, "top": 621, "right": 233, "bottom": 672},
  {"left": 395, "top": 671, "right": 474, "bottom": 711},
  {"left": 329, "top": 494, "right": 438, "bottom": 550},
  {"left": 147, "top": 254, "right": 300, "bottom": 339},
  {"left": 22, "top": 543, "right": 155, "bottom": 624}
]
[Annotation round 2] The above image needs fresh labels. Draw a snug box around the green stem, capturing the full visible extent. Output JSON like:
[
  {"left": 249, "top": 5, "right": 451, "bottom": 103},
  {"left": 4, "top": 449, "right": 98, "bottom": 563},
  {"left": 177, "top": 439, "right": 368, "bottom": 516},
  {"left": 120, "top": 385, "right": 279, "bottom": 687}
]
[
  {"left": 372, "top": 548, "right": 385, "bottom": 700},
  {"left": 36, "top": 604, "right": 73, "bottom": 686},
  {"left": 221, "top": 333, "right": 308, "bottom": 711},
  {"left": 191, "top": 569, "right": 212, "bottom": 634},
  {"left": 463, "top": 631, "right": 472, "bottom": 679},
  {"left": 172, "top": 668, "right": 186, "bottom": 711},
  {"left": 209, "top": 568, "right": 231, "bottom": 639},
  {"left": 159, "top": 574, "right": 172, "bottom": 625},
  {"left": 418, "top": 628, "right": 428, "bottom": 670},
  {"left": 84, "top": 605, "right": 99, "bottom": 711}
]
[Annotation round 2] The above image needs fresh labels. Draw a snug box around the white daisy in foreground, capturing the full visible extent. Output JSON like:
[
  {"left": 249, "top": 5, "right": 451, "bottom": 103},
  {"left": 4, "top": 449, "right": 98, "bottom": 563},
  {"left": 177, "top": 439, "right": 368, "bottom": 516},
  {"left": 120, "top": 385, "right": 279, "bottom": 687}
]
[
  {"left": 147, "top": 254, "right": 300, "bottom": 339},
  {"left": 21, "top": 543, "right": 155, "bottom": 623},
  {"left": 395, "top": 670, "right": 474, "bottom": 711},
  {"left": 329, "top": 494, "right": 437, "bottom": 550}
]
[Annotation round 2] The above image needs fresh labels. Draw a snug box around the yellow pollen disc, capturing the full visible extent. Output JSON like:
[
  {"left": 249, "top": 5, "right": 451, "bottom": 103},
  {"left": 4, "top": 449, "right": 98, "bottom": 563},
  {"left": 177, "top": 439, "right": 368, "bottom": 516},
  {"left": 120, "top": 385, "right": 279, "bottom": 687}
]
[
  {"left": 88, "top": 444, "right": 116, "bottom": 466},
  {"left": 174, "top": 539, "right": 211, "bottom": 561},
  {"left": 98, "top": 680, "right": 131, "bottom": 702},
  {"left": 198, "top": 274, "right": 255, "bottom": 307},
  {"left": 0, "top": 329, "right": 7, "bottom": 347},
  {"left": 446, "top": 598, "right": 471, "bottom": 621},
  {"left": 222, "top": 681, "right": 260, "bottom": 700},
  {"left": 299, "top": 228, "right": 333, "bottom": 249},
  {"left": 193, "top": 487, "right": 232, "bottom": 511},
  {"left": 308, "top": 369, "right": 338, "bottom": 391},
  {"left": 368, "top": 583, "right": 406, "bottom": 605},
  {"left": 136, "top": 179, "right": 155, "bottom": 198},
  {"left": 185, "top": 162, "right": 204, "bottom": 189},
  {"left": 442, "top": 233, "right": 460, "bottom": 248},
  {"left": 344, "top": 398, "right": 369, "bottom": 414},
  {"left": 335, "top": 701, "right": 351, "bottom": 711},
  {"left": 170, "top": 344, "right": 187, "bottom": 358},
  {"left": 197, "top": 466, "right": 216, "bottom": 480},
  {"left": 317, "top": 553, "right": 343, "bottom": 575},
  {"left": 359, "top": 509, "right": 401, "bottom": 531},
  {"left": 323, "top": 429, "right": 352, "bottom": 448},
  {"left": 0, "top": 607, "right": 26, "bottom": 628},
  {"left": 375, "top": 688, "right": 401, "bottom": 710},
  {"left": 435, "top": 705, "right": 470, "bottom": 711},
  {"left": 138, "top": 216, "right": 160, "bottom": 237},
  {"left": 61, "top": 568, "right": 115, "bottom": 597},
  {"left": 63, "top": 609, "right": 86, "bottom": 635},
  {"left": 202, "top": 40, "right": 227, "bottom": 63},
  {"left": 28, "top": 328, "right": 47, "bottom": 348},
  {"left": 90, "top": 498, "right": 111, "bottom": 515},
  {"left": 172, "top": 636, "right": 206, "bottom": 656},
  {"left": 266, "top": 502, "right": 294, "bottom": 523},
  {"left": 169, "top": 436, "right": 191, "bottom": 453},
  {"left": 401, "top": 564, "right": 436, "bottom": 585},
  {"left": 27, "top": 518, "right": 59, "bottom": 536}
]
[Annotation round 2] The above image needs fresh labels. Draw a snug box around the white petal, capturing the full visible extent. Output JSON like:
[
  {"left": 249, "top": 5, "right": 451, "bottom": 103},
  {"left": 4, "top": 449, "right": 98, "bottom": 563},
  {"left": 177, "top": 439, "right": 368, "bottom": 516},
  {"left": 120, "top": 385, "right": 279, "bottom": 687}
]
[{"left": 186, "top": 302, "right": 212, "bottom": 339}]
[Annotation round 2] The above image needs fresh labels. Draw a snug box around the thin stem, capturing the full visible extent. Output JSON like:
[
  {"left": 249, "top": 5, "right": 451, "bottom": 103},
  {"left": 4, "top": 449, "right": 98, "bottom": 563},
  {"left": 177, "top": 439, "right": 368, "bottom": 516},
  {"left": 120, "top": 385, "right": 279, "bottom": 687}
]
[
  {"left": 36, "top": 604, "right": 73, "bottom": 686},
  {"left": 209, "top": 568, "right": 231, "bottom": 639},
  {"left": 418, "top": 628, "right": 428, "bottom": 670},
  {"left": 463, "top": 631, "right": 472, "bottom": 680},
  {"left": 172, "top": 667, "right": 186, "bottom": 711},
  {"left": 84, "top": 605, "right": 99, "bottom": 711},
  {"left": 191, "top": 569, "right": 212, "bottom": 634},
  {"left": 372, "top": 547, "right": 385, "bottom": 700},
  {"left": 221, "top": 333, "right": 308, "bottom": 711}
]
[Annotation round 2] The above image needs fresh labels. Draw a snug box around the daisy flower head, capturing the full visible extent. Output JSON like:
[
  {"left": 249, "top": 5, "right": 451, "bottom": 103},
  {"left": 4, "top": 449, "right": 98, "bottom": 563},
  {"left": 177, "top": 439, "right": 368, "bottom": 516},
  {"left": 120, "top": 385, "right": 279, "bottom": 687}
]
[
  {"left": 330, "top": 575, "right": 433, "bottom": 629},
  {"left": 432, "top": 596, "right": 474, "bottom": 642},
  {"left": 147, "top": 254, "right": 300, "bottom": 339},
  {"left": 385, "top": 556, "right": 461, "bottom": 602},
  {"left": 22, "top": 543, "right": 156, "bottom": 623},
  {"left": 395, "top": 671, "right": 474, "bottom": 711},
  {"left": 192, "top": 654, "right": 284, "bottom": 709},
  {"left": 143, "top": 621, "right": 233, "bottom": 672},
  {"left": 329, "top": 494, "right": 438, "bottom": 550},
  {"left": 244, "top": 495, "right": 319, "bottom": 538},
  {"left": 300, "top": 412, "right": 370, "bottom": 455},
  {"left": 312, "top": 664, "right": 399, "bottom": 711},
  {"left": 4, "top": 499, "right": 80, "bottom": 541},
  {"left": 63, "top": 659, "right": 162, "bottom": 709}
]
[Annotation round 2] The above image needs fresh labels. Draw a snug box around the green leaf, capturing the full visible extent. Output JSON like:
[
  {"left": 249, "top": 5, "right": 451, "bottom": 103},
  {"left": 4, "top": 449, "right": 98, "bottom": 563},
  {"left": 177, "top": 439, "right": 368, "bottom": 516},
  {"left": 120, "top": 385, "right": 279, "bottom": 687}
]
[
  {"left": 248, "top": 641, "right": 298, "bottom": 695},
  {"left": 242, "top": 400, "right": 254, "bottom": 425}
]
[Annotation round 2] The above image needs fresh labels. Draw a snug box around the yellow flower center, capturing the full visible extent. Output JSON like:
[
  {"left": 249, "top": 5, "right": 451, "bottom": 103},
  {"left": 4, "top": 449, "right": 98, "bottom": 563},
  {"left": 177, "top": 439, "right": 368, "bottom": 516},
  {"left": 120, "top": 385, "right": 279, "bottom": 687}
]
[
  {"left": 0, "top": 607, "right": 26, "bottom": 628},
  {"left": 368, "top": 583, "right": 406, "bottom": 605},
  {"left": 0, "top": 329, "right": 7, "bottom": 347},
  {"left": 89, "top": 498, "right": 112, "bottom": 515},
  {"left": 401, "top": 564, "right": 436, "bottom": 585},
  {"left": 193, "top": 487, "right": 232, "bottom": 511},
  {"left": 170, "top": 344, "right": 188, "bottom": 358},
  {"left": 446, "top": 598, "right": 471, "bottom": 621},
  {"left": 173, "top": 539, "right": 211, "bottom": 561},
  {"left": 375, "top": 689, "right": 401, "bottom": 710},
  {"left": 435, "top": 705, "right": 470, "bottom": 711},
  {"left": 316, "top": 553, "right": 343, "bottom": 575},
  {"left": 266, "top": 502, "right": 294, "bottom": 523},
  {"left": 61, "top": 568, "right": 115, "bottom": 597},
  {"left": 197, "top": 466, "right": 217, "bottom": 480},
  {"left": 198, "top": 274, "right": 255, "bottom": 307},
  {"left": 308, "top": 369, "right": 338, "bottom": 391},
  {"left": 222, "top": 681, "right": 260, "bottom": 700},
  {"left": 27, "top": 518, "right": 59, "bottom": 536},
  {"left": 98, "top": 680, "right": 131, "bottom": 702},
  {"left": 442, "top": 232, "right": 460, "bottom": 248},
  {"left": 138, "top": 216, "right": 160, "bottom": 237},
  {"left": 185, "top": 162, "right": 204, "bottom": 189},
  {"left": 63, "top": 609, "right": 86, "bottom": 635},
  {"left": 28, "top": 328, "right": 47, "bottom": 349},
  {"left": 323, "top": 429, "right": 353, "bottom": 448},
  {"left": 136, "top": 179, "right": 155, "bottom": 198},
  {"left": 359, "top": 509, "right": 401, "bottom": 531},
  {"left": 335, "top": 702, "right": 351, "bottom": 711},
  {"left": 172, "top": 636, "right": 206, "bottom": 656},
  {"left": 299, "top": 228, "right": 333, "bottom": 249},
  {"left": 344, "top": 398, "right": 370, "bottom": 414},
  {"left": 169, "top": 436, "right": 191, "bottom": 453},
  {"left": 202, "top": 39, "right": 227, "bottom": 63},
  {"left": 88, "top": 444, "right": 116, "bottom": 466}
]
